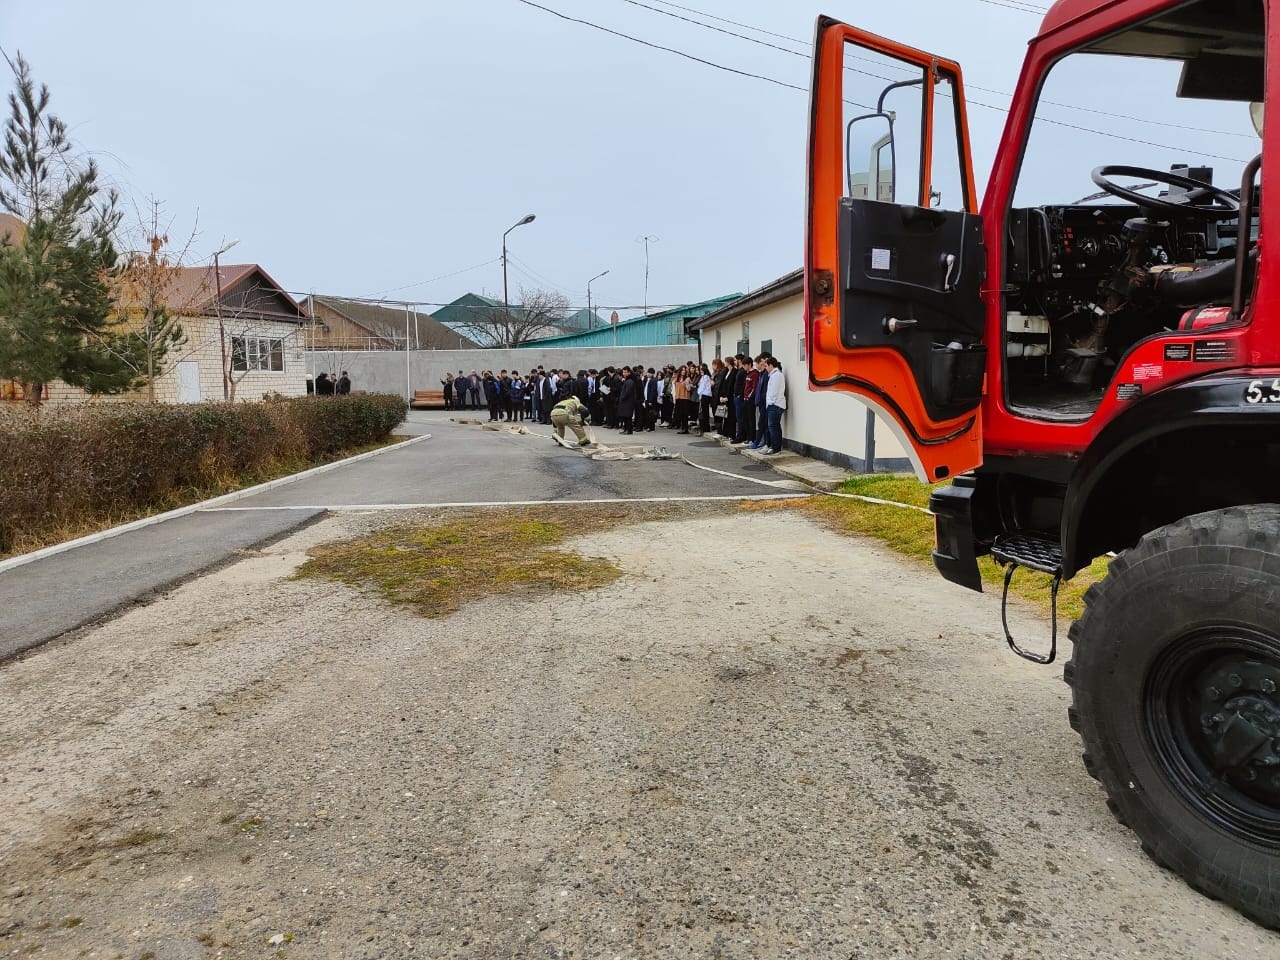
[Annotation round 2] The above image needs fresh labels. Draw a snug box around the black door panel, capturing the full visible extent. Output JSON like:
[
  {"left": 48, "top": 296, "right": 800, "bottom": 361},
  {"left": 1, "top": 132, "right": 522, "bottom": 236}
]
[{"left": 838, "top": 197, "right": 986, "bottom": 420}]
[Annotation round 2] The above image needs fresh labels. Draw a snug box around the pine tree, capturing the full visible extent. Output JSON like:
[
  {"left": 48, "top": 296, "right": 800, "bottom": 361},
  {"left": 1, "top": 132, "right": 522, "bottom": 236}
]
[{"left": 0, "top": 53, "right": 138, "bottom": 406}]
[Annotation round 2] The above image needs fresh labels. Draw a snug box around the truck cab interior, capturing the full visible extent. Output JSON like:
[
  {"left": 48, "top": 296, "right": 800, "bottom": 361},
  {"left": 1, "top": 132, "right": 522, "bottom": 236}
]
[{"left": 1002, "top": 0, "right": 1264, "bottom": 419}]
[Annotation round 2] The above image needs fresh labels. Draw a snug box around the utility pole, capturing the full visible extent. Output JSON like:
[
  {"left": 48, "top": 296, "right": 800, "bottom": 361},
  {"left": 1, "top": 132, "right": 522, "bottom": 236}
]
[
  {"left": 637, "top": 234, "right": 659, "bottom": 315},
  {"left": 212, "top": 238, "right": 240, "bottom": 400},
  {"left": 404, "top": 303, "right": 412, "bottom": 402}
]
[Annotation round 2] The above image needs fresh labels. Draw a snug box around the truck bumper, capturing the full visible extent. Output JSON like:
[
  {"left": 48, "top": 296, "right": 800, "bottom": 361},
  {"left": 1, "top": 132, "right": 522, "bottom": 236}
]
[{"left": 930, "top": 476, "right": 983, "bottom": 592}]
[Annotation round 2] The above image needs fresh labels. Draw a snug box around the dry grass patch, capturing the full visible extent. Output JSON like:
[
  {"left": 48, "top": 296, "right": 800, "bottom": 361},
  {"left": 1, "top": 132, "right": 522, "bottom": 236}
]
[{"left": 294, "top": 504, "right": 676, "bottom": 617}]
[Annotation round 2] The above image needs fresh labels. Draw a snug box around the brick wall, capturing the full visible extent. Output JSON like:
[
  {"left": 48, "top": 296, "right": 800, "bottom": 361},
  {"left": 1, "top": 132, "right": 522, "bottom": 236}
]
[{"left": 12, "top": 315, "right": 308, "bottom": 407}]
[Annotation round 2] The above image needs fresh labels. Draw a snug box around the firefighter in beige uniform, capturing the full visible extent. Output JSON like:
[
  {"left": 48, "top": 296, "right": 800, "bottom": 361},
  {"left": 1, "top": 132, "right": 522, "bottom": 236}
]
[{"left": 550, "top": 395, "right": 592, "bottom": 446}]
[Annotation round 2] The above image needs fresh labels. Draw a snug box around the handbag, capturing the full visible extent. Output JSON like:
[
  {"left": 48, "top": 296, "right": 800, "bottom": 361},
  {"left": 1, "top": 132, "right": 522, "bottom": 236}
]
[{"left": 713, "top": 404, "right": 728, "bottom": 419}]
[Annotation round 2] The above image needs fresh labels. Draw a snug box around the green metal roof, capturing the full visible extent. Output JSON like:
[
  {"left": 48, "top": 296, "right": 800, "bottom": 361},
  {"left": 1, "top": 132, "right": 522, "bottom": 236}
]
[
  {"left": 517, "top": 294, "right": 742, "bottom": 349},
  {"left": 432, "top": 292, "right": 504, "bottom": 331}
]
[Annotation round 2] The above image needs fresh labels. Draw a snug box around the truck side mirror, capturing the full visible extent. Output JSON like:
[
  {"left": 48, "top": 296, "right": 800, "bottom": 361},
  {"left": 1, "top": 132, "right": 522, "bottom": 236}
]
[{"left": 846, "top": 113, "right": 896, "bottom": 203}]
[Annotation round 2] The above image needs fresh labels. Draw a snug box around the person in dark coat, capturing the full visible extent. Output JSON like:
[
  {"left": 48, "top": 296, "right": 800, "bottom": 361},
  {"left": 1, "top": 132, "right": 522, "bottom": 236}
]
[
  {"left": 441, "top": 374, "right": 454, "bottom": 410},
  {"left": 554, "top": 369, "right": 573, "bottom": 403},
  {"left": 506, "top": 373, "right": 521, "bottom": 421},
  {"left": 601, "top": 367, "right": 619, "bottom": 427},
  {"left": 501, "top": 371, "right": 516, "bottom": 421},
  {"left": 737, "top": 358, "right": 759, "bottom": 444},
  {"left": 483, "top": 372, "right": 501, "bottom": 421},
  {"left": 615, "top": 366, "right": 638, "bottom": 435},
  {"left": 453, "top": 372, "right": 469, "bottom": 412},
  {"left": 719, "top": 357, "right": 739, "bottom": 441},
  {"left": 336, "top": 370, "right": 351, "bottom": 395},
  {"left": 749, "top": 354, "right": 771, "bottom": 449},
  {"left": 527, "top": 373, "right": 540, "bottom": 423},
  {"left": 315, "top": 372, "right": 334, "bottom": 395},
  {"left": 539, "top": 372, "right": 555, "bottom": 424},
  {"left": 639, "top": 368, "right": 659, "bottom": 432}
]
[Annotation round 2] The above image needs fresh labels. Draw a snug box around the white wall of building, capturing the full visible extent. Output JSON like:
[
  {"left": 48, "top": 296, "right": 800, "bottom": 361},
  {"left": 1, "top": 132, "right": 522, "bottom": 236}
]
[
  {"left": 42, "top": 315, "right": 308, "bottom": 406},
  {"left": 698, "top": 291, "right": 910, "bottom": 473}
]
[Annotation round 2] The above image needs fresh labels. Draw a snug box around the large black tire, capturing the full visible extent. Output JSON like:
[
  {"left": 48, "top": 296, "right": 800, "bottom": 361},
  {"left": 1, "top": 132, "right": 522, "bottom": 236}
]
[{"left": 1065, "top": 505, "right": 1280, "bottom": 929}]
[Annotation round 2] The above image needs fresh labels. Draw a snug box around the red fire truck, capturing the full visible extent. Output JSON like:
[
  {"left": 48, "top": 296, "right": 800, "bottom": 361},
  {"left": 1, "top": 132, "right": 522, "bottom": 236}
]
[{"left": 806, "top": 0, "right": 1278, "bottom": 926}]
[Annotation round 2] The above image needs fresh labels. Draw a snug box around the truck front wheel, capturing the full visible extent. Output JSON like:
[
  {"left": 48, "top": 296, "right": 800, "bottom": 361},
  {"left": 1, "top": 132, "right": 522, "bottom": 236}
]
[{"left": 1066, "top": 505, "right": 1280, "bottom": 928}]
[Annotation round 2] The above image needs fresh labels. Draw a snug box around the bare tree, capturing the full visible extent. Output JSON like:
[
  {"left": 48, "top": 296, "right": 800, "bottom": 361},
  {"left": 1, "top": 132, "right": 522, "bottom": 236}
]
[
  {"left": 105, "top": 198, "right": 197, "bottom": 400},
  {"left": 223, "top": 316, "right": 298, "bottom": 402},
  {"left": 219, "top": 285, "right": 309, "bottom": 402},
  {"left": 458, "top": 287, "right": 570, "bottom": 348}
]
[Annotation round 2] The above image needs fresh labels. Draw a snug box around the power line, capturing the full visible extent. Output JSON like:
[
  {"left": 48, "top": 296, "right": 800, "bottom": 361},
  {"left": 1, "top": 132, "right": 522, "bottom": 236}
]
[
  {"left": 368, "top": 256, "right": 501, "bottom": 299},
  {"left": 287, "top": 288, "right": 693, "bottom": 312},
  {"left": 981, "top": 101, "right": 1250, "bottom": 162},
  {"left": 643, "top": 0, "right": 819, "bottom": 44},
  {"left": 513, "top": 0, "right": 808, "bottom": 94},
  {"left": 618, "top": 0, "right": 1255, "bottom": 141},
  {"left": 974, "top": 0, "right": 1048, "bottom": 14},
  {"left": 618, "top": 0, "right": 806, "bottom": 60},
  {"left": 614, "top": 0, "right": 1254, "bottom": 161},
  {"left": 506, "top": 255, "right": 578, "bottom": 297}
]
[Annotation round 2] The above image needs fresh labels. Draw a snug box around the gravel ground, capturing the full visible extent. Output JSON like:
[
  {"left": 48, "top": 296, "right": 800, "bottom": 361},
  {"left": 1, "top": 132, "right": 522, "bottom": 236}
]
[{"left": 0, "top": 503, "right": 1276, "bottom": 959}]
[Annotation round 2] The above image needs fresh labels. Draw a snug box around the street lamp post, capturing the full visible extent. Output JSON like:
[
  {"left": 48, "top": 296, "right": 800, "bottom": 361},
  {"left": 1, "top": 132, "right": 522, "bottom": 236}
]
[
  {"left": 502, "top": 214, "right": 536, "bottom": 347},
  {"left": 213, "top": 238, "right": 240, "bottom": 400},
  {"left": 586, "top": 269, "right": 609, "bottom": 330}
]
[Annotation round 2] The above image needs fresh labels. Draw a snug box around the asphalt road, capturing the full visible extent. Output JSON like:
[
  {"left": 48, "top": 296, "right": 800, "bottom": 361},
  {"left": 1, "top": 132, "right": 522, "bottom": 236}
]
[
  {"left": 0, "top": 411, "right": 801, "bottom": 660},
  {"left": 239, "top": 410, "right": 791, "bottom": 509}
]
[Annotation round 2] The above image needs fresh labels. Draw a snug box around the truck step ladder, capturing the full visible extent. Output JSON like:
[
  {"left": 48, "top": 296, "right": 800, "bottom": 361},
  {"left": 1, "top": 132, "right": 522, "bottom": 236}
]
[{"left": 990, "top": 533, "right": 1063, "bottom": 665}]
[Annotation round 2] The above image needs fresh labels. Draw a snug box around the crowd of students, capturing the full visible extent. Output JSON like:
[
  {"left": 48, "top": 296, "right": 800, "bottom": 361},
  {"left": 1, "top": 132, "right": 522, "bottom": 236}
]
[
  {"left": 440, "top": 353, "right": 788, "bottom": 454},
  {"left": 310, "top": 370, "right": 351, "bottom": 395}
]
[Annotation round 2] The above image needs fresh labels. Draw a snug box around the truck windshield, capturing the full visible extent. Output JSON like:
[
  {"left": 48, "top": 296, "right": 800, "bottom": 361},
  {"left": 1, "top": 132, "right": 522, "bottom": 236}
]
[
  {"left": 1014, "top": 0, "right": 1263, "bottom": 207},
  {"left": 1001, "top": 0, "right": 1264, "bottom": 421},
  {"left": 1013, "top": 51, "right": 1258, "bottom": 208}
]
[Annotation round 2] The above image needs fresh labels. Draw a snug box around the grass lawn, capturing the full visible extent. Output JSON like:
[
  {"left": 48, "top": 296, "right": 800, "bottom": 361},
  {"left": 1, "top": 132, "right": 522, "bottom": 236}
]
[{"left": 798, "top": 473, "right": 1110, "bottom": 622}]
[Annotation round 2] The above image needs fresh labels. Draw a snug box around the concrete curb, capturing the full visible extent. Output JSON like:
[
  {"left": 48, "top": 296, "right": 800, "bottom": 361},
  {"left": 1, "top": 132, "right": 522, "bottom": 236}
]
[
  {"left": 0, "top": 433, "right": 432, "bottom": 576},
  {"left": 705, "top": 434, "right": 854, "bottom": 491}
]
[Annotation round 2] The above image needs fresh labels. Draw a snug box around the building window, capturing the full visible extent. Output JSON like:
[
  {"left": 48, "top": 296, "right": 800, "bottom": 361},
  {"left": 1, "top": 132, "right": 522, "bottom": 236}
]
[
  {"left": 231, "top": 336, "right": 285, "bottom": 372},
  {"left": 799, "top": 334, "right": 807, "bottom": 364},
  {"left": 714, "top": 329, "right": 722, "bottom": 359},
  {"left": 761, "top": 338, "right": 773, "bottom": 358}
]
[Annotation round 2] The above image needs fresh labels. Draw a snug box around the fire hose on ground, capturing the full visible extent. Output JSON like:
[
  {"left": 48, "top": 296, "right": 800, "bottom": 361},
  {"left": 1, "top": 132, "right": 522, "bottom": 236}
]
[{"left": 452, "top": 416, "right": 933, "bottom": 515}]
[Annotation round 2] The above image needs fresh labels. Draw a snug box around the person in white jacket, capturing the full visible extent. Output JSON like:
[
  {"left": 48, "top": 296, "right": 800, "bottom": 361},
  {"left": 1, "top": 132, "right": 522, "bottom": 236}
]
[{"left": 763, "top": 356, "right": 786, "bottom": 455}]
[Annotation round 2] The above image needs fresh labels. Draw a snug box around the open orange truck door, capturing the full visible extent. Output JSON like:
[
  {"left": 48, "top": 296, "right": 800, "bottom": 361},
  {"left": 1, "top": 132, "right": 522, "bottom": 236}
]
[{"left": 805, "top": 16, "right": 984, "bottom": 481}]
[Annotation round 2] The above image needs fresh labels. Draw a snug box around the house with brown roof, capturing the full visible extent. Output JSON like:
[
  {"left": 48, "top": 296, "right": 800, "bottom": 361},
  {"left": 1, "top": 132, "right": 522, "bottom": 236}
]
[
  {"left": 299, "top": 296, "right": 479, "bottom": 351},
  {"left": 0, "top": 213, "right": 25, "bottom": 244},
  {"left": 137, "top": 263, "right": 311, "bottom": 403},
  {"left": 18, "top": 261, "right": 311, "bottom": 405}
]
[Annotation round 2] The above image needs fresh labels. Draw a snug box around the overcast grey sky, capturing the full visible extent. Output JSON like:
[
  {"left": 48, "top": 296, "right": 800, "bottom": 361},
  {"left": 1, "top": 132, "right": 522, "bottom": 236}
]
[{"left": 2, "top": 0, "right": 1254, "bottom": 316}]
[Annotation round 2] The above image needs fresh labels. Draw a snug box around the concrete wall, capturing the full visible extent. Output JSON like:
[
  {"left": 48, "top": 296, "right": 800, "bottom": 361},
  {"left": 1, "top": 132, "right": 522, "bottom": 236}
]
[
  {"left": 305, "top": 346, "right": 699, "bottom": 397},
  {"left": 697, "top": 292, "right": 910, "bottom": 474}
]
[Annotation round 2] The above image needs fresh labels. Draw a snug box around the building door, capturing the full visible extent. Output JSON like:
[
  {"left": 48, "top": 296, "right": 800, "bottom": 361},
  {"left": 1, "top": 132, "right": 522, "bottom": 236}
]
[{"left": 176, "top": 361, "right": 201, "bottom": 403}]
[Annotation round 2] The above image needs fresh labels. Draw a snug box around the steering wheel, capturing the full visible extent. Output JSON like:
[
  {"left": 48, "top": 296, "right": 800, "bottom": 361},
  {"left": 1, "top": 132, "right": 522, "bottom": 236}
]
[{"left": 1090, "top": 165, "right": 1240, "bottom": 220}]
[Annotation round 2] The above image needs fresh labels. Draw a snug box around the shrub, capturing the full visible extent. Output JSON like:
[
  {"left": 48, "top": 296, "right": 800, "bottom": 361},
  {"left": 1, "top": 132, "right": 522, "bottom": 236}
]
[{"left": 0, "top": 394, "right": 407, "bottom": 555}]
